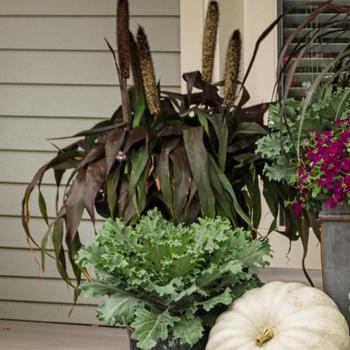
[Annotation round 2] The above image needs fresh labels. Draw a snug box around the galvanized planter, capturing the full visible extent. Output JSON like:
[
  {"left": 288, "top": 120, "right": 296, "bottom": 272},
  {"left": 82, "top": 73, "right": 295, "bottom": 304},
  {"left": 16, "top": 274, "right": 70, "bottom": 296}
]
[{"left": 319, "top": 203, "right": 350, "bottom": 326}]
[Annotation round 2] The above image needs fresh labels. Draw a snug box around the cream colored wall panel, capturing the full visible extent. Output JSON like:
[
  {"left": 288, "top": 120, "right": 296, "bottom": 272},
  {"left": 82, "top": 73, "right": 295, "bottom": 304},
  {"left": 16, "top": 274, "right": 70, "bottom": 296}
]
[
  {"left": 0, "top": 216, "right": 97, "bottom": 249},
  {"left": 0, "top": 85, "right": 179, "bottom": 118},
  {"left": 0, "top": 117, "right": 100, "bottom": 151},
  {"left": 259, "top": 267, "right": 322, "bottom": 288},
  {"left": 0, "top": 17, "right": 180, "bottom": 52},
  {"left": 0, "top": 0, "right": 179, "bottom": 16},
  {"left": 243, "top": 0, "right": 278, "bottom": 105},
  {"left": 259, "top": 227, "right": 321, "bottom": 271},
  {"left": 0, "top": 277, "right": 96, "bottom": 305},
  {"left": 0, "top": 301, "right": 100, "bottom": 325},
  {"left": 0, "top": 51, "right": 180, "bottom": 86},
  {"left": 180, "top": 0, "right": 204, "bottom": 91},
  {"left": 218, "top": 0, "right": 244, "bottom": 78},
  {"left": 267, "top": 230, "right": 322, "bottom": 270}
]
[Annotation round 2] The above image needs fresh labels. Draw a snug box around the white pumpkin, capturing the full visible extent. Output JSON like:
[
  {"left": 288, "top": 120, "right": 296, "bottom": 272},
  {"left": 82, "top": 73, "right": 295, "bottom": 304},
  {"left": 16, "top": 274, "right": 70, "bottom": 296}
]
[{"left": 206, "top": 281, "right": 350, "bottom": 350}]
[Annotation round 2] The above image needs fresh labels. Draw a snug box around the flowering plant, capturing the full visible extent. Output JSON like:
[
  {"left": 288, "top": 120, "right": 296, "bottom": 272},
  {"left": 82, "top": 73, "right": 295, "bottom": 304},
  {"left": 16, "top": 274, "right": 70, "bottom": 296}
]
[{"left": 296, "top": 115, "right": 350, "bottom": 213}]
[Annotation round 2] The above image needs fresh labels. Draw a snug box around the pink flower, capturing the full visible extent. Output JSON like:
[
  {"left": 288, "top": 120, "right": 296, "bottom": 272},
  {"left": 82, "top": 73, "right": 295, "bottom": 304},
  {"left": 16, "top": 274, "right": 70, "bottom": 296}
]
[
  {"left": 340, "top": 130, "right": 350, "bottom": 141},
  {"left": 324, "top": 198, "right": 338, "bottom": 208},
  {"left": 296, "top": 117, "right": 350, "bottom": 210},
  {"left": 345, "top": 174, "right": 350, "bottom": 186}
]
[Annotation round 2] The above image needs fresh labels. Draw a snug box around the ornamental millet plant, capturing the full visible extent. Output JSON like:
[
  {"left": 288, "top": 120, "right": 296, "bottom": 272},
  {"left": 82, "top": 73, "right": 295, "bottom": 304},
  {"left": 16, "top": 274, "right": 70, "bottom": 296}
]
[
  {"left": 296, "top": 115, "right": 350, "bottom": 214},
  {"left": 21, "top": 0, "right": 272, "bottom": 290}
]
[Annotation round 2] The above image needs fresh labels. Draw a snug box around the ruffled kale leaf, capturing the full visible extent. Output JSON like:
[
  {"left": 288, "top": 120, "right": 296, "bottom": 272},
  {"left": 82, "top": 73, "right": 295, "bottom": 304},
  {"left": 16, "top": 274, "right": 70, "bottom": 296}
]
[{"left": 76, "top": 209, "right": 271, "bottom": 349}]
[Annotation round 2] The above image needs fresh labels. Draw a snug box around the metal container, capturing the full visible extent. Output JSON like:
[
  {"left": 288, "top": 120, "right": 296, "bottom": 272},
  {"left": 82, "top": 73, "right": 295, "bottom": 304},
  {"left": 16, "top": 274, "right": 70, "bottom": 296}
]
[{"left": 319, "top": 203, "right": 350, "bottom": 326}]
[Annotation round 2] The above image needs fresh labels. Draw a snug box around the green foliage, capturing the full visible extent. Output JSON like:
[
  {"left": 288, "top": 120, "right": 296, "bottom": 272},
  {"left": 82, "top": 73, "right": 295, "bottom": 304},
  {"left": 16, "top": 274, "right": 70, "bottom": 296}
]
[
  {"left": 256, "top": 99, "right": 299, "bottom": 184},
  {"left": 131, "top": 309, "right": 179, "bottom": 350},
  {"left": 256, "top": 88, "right": 350, "bottom": 184},
  {"left": 76, "top": 209, "right": 271, "bottom": 349},
  {"left": 173, "top": 317, "right": 203, "bottom": 346},
  {"left": 22, "top": 72, "right": 268, "bottom": 285}
]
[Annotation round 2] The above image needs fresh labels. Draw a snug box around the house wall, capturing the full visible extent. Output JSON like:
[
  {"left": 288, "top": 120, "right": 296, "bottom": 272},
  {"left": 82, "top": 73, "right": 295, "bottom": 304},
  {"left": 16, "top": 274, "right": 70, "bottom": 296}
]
[{"left": 0, "top": 0, "right": 180, "bottom": 324}]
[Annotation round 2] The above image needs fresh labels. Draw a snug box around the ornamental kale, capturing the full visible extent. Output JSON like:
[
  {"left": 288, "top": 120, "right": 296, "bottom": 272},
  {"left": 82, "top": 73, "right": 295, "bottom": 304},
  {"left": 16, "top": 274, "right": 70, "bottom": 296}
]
[
  {"left": 255, "top": 99, "right": 300, "bottom": 184},
  {"left": 76, "top": 209, "right": 270, "bottom": 350},
  {"left": 296, "top": 115, "right": 350, "bottom": 212}
]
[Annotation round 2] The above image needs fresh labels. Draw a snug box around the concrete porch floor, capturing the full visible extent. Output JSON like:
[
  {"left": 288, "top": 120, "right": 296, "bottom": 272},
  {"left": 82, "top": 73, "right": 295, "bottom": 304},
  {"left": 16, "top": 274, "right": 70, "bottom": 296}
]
[{"left": 0, "top": 320, "right": 129, "bottom": 350}]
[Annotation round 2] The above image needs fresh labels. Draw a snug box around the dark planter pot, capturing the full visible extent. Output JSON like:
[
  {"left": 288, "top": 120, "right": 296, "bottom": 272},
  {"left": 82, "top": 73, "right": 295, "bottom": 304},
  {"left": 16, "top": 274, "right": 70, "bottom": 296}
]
[
  {"left": 127, "top": 327, "right": 208, "bottom": 350},
  {"left": 319, "top": 203, "right": 350, "bottom": 326},
  {"left": 128, "top": 338, "right": 207, "bottom": 350}
]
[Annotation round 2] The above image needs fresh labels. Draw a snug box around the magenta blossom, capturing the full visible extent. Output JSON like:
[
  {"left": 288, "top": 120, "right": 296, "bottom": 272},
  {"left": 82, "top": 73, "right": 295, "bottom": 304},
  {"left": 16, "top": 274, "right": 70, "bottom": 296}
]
[{"left": 296, "top": 115, "right": 350, "bottom": 210}]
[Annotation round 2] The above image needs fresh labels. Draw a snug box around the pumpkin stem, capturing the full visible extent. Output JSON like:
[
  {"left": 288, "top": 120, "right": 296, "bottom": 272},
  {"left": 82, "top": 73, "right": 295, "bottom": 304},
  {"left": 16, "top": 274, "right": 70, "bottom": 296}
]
[{"left": 255, "top": 327, "right": 273, "bottom": 347}]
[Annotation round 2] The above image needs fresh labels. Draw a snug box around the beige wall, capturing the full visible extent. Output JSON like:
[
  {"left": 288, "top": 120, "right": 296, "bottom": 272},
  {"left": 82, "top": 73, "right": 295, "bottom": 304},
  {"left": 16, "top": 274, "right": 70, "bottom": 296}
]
[{"left": 180, "top": 0, "right": 322, "bottom": 276}]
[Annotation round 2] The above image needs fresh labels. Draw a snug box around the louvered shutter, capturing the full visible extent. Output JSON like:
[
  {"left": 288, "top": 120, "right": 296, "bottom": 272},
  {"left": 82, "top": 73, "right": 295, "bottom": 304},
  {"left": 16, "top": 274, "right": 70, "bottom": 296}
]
[{"left": 279, "top": 0, "right": 350, "bottom": 98}]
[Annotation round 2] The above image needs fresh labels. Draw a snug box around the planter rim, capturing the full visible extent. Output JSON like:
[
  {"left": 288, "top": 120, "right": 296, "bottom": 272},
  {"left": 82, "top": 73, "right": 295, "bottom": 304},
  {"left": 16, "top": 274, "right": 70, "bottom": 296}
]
[{"left": 319, "top": 202, "right": 350, "bottom": 221}]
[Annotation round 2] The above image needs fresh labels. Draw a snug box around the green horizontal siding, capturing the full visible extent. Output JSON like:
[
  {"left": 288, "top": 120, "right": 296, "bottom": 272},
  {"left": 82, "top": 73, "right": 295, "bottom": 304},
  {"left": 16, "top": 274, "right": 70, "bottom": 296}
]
[
  {"left": 0, "top": 277, "right": 96, "bottom": 304},
  {"left": 0, "top": 0, "right": 180, "bottom": 324},
  {"left": 0, "top": 216, "right": 97, "bottom": 248},
  {"left": 0, "top": 51, "right": 180, "bottom": 85},
  {"left": 0, "top": 0, "right": 179, "bottom": 16},
  {"left": 0, "top": 85, "right": 179, "bottom": 118},
  {"left": 0, "top": 301, "right": 100, "bottom": 325},
  {"left": 0, "top": 17, "right": 180, "bottom": 51}
]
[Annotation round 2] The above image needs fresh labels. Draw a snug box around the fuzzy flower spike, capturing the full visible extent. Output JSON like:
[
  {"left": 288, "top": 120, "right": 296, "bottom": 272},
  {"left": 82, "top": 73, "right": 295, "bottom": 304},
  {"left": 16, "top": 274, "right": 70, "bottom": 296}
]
[
  {"left": 129, "top": 31, "right": 143, "bottom": 95},
  {"left": 117, "top": 0, "right": 130, "bottom": 79},
  {"left": 137, "top": 26, "right": 160, "bottom": 117},
  {"left": 202, "top": 1, "right": 219, "bottom": 82},
  {"left": 224, "top": 30, "right": 241, "bottom": 110}
]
